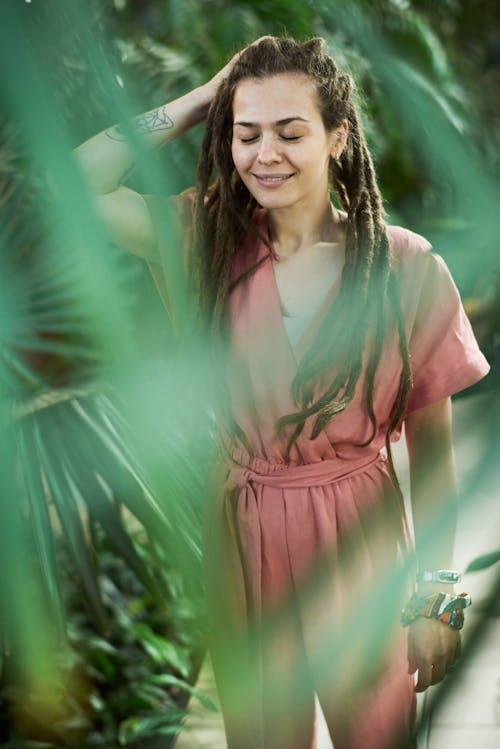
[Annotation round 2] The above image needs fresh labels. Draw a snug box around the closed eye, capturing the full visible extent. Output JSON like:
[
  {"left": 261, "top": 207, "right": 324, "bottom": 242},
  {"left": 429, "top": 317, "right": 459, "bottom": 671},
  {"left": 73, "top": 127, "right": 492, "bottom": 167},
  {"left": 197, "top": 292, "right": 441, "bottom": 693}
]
[{"left": 239, "top": 134, "right": 301, "bottom": 143}]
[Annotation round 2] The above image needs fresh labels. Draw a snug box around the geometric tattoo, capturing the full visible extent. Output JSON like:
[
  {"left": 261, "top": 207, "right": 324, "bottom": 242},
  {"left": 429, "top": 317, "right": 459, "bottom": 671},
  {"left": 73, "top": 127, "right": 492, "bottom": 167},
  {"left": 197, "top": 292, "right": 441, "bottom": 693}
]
[{"left": 106, "top": 106, "right": 174, "bottom": 141}]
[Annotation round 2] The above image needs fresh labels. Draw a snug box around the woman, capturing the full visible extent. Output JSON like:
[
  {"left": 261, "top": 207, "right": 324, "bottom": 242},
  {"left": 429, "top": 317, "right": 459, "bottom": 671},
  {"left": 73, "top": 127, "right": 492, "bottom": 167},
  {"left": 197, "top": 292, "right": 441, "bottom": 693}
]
[{"left": 74, "top": 36, "right": 489, "bottom": 749}]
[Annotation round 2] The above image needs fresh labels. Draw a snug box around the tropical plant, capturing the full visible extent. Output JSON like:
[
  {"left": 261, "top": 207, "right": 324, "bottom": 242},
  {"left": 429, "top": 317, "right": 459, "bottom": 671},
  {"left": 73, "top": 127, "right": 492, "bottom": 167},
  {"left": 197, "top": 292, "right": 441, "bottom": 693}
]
[{"left": 0, "top": 0, "right": 498, "bottom": 747}]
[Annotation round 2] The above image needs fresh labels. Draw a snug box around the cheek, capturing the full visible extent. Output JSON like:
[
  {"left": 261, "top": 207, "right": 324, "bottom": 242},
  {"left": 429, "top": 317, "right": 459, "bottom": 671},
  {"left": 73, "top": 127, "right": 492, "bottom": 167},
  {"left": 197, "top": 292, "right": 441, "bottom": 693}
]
[
  {"left": 231, "top": 143, "right": 242, "bottom": 172},
  {"left": 230, "top": 140, "right": 237, "bottom": 164},
  {"left": 231, "top": 145, "right": 252, "bottom": 178}
]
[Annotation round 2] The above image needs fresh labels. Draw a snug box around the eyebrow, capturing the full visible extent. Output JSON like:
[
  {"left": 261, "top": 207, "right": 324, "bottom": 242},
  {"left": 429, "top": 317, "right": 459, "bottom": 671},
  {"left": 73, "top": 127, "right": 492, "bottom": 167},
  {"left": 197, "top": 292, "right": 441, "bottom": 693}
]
[{"left": 233, "top": 116, "right": 310, "bottom": 127}]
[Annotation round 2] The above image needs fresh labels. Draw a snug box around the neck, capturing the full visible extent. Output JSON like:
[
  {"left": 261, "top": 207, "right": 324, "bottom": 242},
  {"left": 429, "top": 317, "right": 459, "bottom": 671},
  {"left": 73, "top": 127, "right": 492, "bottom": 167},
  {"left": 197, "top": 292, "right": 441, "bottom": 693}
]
[{"left": 268, "top": 197, "right": 341, "bottom": 261}]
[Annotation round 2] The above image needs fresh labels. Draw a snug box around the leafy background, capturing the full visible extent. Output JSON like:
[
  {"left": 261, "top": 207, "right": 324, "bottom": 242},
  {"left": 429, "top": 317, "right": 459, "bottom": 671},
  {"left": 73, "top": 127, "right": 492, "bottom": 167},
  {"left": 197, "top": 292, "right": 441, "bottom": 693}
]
[{"left": 0, "top": 0, "right": 498, "bottom": 747}]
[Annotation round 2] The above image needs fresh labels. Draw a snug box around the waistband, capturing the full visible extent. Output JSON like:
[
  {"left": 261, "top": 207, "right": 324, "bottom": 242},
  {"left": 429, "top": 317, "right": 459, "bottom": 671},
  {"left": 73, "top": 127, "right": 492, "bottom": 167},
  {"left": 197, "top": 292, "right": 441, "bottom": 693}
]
[{"left": 224, "top": 449, "right": 384, "bottom": 492}]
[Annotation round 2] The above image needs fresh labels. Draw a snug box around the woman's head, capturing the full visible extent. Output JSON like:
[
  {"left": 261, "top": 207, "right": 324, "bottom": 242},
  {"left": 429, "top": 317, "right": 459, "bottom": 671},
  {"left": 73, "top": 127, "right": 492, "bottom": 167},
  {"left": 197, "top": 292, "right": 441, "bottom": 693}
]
[
  {"left": 231, "top": 71, "right": 346, "bottom": 213},
  {"left": 203, "top": 36, "right": 359, "bottom": 213}
]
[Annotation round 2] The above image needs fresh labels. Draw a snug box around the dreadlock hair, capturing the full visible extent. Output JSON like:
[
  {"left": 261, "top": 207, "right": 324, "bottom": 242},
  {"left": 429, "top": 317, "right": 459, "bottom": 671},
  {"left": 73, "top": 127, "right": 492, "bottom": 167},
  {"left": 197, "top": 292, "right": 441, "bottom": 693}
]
[{"left": 192, "top": 36, "right": 412, "bottom": 482}]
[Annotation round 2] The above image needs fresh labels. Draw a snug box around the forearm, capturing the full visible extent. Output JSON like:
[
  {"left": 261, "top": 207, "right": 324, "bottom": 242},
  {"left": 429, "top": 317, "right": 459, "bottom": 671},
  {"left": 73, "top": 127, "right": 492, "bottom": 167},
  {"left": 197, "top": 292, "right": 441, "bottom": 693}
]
[
  {"left": 73, "top": 83, "right": 215, "bottom": 195},
  {"left": 405, "top": 397, "right": 459, "bottom": 594}
]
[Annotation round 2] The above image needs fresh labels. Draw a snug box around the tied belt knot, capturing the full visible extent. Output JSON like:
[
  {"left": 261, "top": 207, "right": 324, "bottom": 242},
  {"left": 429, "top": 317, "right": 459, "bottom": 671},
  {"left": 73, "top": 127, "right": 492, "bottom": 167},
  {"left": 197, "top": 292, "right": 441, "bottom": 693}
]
[{"left": 224, "top": 448, "right": 385, "bottom": 492}]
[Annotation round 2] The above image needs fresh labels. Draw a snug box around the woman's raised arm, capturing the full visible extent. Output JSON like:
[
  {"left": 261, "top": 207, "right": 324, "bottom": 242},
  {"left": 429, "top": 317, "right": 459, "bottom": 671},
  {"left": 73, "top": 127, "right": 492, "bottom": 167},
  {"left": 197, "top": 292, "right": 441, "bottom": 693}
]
[
  {"left": 72, "top": 84, "right": 216, "bottom": 262},
  {"left": 71, "top": 38, "right": 271, "bottom": 261},
  {"left": 74, "top": 86, "right": 217, "bottom": 196}
]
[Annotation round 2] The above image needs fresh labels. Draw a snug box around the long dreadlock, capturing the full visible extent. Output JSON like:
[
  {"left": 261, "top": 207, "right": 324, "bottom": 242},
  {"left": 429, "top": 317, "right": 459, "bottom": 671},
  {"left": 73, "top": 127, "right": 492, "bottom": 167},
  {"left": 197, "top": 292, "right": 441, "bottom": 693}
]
[{"left": 191, "top": 36, "right": 412, "bottom": 483}]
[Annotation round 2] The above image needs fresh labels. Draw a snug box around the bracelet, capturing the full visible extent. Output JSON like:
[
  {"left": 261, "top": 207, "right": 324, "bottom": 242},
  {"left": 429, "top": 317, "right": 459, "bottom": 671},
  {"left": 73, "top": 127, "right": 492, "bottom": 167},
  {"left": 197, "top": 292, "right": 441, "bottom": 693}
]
[
  {"left": 401, "top": 591, "right": 471, "bottom": 630},
  {"left": 416, "top": 569, "right": 462, "bottom": 584}
]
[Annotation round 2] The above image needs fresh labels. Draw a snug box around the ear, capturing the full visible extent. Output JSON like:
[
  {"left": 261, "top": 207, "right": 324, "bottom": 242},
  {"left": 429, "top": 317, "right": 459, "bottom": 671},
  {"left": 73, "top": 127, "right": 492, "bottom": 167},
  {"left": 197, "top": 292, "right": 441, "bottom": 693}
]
[{"left": 330, "top": 119, "right": 349, "bottom": 160}]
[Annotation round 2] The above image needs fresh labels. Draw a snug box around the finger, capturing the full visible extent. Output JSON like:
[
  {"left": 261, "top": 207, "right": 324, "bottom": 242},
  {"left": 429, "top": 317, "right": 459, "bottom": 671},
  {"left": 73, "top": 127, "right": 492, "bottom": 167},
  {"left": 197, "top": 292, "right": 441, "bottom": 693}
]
[
  {"left": 446, "top": 660, "right": 458, "bottom": 675},
  {"left": 430, "top": 660, "right": 447, "bottom": 685},
  {"left": 448, "top": 642, "right": 462, "bottom": 672},
  {"left": 407, "top": 643, "right": 417, "bottom": 675},
  {"left": 415, "top": 663, "right": 433, "bottom": 693}
]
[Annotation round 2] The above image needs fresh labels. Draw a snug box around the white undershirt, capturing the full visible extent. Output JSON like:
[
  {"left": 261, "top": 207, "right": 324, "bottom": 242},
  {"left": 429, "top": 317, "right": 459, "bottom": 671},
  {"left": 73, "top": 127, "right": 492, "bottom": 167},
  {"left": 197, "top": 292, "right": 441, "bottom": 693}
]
[{"left": 282, "top": 313, "right": 315, "bottom": 348}]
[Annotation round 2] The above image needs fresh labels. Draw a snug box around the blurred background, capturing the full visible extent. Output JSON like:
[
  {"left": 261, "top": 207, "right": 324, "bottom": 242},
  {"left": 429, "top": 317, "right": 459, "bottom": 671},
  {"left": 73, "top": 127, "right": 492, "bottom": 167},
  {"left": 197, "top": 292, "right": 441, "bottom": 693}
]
[{"left": 0, "top": 0, "right": 498, "bottom": 747}]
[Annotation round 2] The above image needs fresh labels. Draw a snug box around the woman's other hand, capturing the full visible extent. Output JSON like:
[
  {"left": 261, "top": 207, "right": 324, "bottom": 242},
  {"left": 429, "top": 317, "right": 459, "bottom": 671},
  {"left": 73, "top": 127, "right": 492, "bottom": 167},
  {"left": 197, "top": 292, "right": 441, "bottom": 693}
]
[{"left": 407, "top": 616, "right": 461, "bottom": 692}]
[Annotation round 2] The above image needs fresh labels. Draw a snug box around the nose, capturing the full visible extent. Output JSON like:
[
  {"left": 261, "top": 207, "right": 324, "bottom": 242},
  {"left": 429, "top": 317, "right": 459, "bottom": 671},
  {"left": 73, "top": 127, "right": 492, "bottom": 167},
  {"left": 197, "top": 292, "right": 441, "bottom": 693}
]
[{"left": 256, "top": 135, "right": 282, "bottom": 164}]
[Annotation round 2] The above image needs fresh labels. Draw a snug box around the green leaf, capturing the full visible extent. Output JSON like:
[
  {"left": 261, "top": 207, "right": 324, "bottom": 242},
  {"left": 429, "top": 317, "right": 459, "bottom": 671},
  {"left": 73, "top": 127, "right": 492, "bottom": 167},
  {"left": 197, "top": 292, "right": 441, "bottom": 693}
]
[
  {"left": 132, "top": 622, "right": 191, "bottom": 677},
  {"left": 465, "top": 550, "right": 500, "bottom": 574},
  {"left": 149, "top": 673, "right": 219, "bottom": 712},
  {"left": 118, "top": 713, "right": 185, "bottom": 745},
  {"left": 133, "top": 681, "right": 173, "bottom": 708},
  {"left": 88, "top": 692, "right": 106, "bottom": 712},
  {"left": 15, "top": 421, "right": 67, "bottom": 643},
  {"left": 30, "top": 412, "right": 109, "bottom": 632},
  {"left": 57, "top": 403, "right": 168, "bottom": 603},
  {"left": 84, "top": 636, "right": 119, "bottom": 656}
]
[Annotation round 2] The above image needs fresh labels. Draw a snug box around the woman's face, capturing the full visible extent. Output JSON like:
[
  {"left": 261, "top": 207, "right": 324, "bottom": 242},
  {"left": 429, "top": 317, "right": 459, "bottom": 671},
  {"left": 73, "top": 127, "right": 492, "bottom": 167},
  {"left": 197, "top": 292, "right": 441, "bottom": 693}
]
[{"left": 231, "top": 72, "right": 345, "bottom": 212}]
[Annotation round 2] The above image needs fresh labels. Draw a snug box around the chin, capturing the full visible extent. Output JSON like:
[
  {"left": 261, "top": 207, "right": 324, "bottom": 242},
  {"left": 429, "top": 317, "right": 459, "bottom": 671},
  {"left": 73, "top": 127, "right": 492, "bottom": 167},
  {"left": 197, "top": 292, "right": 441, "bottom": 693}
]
[
  {"left": 251, "top": 192, "right": 298, "bottom": 210},
  {"left": 238, "top": 177, "right": 297, "bottom": 209}
]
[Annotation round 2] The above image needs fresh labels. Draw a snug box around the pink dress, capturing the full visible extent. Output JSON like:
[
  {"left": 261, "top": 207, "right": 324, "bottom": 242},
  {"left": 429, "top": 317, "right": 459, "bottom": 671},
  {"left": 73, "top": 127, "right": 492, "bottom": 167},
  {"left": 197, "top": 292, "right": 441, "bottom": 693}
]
[{"left": 146, "top": 196, "right": 490, "bottom": 749}]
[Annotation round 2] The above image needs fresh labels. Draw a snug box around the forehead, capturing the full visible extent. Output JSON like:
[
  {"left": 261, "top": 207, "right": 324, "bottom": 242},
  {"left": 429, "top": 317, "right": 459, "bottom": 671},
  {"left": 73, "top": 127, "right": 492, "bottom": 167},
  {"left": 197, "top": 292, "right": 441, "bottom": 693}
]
[{"left": 232, "top": 73, "right": 320, "bottom": 125}]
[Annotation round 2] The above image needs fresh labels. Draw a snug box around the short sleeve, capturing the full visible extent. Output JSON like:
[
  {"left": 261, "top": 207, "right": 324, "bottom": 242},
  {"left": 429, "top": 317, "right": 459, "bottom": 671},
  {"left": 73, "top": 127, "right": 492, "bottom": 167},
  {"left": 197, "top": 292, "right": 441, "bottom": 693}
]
[
  {"left": 404, "top": 249, "right": 490, "bottom": 414},
  {"left": 142, "top": 189, "right": 196, "bottom": 318}
]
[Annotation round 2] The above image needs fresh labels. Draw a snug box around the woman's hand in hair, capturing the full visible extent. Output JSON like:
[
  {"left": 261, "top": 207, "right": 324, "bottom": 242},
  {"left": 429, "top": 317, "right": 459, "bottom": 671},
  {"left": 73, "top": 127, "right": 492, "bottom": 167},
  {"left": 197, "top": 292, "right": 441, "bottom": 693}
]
[{"left": 205, "top": 36, "right": 275, "bottom": 95}]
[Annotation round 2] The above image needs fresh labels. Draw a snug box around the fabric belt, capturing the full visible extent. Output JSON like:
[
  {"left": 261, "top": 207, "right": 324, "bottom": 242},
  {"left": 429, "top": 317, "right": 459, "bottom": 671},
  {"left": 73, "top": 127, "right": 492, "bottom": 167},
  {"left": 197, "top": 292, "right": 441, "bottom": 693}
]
[{"left": 224, "top": 449, "right": 384, "bottom": 492}]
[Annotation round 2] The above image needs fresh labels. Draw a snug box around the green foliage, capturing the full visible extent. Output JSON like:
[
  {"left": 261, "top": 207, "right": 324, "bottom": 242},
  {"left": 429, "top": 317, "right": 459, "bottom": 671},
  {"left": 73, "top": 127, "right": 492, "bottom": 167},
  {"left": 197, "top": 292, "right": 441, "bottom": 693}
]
[
  {"left": 0, "top": 0, "right": 498, "bottom": 746},
  {"left": 1, "top": 533, "right": 206, "bottom": 748},
  {"left": 466, "top": 549, "right": 500, "bottom": 574}
]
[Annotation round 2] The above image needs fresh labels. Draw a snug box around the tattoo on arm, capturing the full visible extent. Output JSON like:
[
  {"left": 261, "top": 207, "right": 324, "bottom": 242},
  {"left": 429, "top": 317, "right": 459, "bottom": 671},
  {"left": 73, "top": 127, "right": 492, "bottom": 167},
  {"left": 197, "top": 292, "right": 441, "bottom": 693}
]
[{"left": 106, "top": 106, "right": 174, "bottom": 142}]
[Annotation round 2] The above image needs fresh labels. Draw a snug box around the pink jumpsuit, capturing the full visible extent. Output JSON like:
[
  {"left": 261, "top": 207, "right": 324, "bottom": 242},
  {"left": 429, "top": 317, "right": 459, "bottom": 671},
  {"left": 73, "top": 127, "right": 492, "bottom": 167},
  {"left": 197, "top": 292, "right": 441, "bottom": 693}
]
[{"left": 146, "top": 195, "right": 490, "bottom": 749}]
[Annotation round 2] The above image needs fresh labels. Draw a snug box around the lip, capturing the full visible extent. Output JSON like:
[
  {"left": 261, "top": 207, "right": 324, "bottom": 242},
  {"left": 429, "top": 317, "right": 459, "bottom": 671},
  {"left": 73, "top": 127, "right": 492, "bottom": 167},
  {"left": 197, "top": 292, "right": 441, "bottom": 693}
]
[{"left": 251, "top": 173, "right": 295, "bottom": 187}]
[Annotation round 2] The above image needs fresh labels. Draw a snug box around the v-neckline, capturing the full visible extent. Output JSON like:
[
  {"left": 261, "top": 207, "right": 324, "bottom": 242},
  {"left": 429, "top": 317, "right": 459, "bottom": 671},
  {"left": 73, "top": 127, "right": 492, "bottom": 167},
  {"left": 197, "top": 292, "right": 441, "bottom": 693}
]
[{"left": 263, "top": 212, "right": 344, "bottom": 367}]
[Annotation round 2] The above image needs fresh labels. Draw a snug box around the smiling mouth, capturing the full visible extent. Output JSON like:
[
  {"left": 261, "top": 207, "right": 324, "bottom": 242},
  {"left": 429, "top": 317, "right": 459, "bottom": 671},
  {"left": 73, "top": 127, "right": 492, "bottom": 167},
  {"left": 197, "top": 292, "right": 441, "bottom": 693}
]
[{"left": 252, "top": 173, "right": 295, "bottom": 184}]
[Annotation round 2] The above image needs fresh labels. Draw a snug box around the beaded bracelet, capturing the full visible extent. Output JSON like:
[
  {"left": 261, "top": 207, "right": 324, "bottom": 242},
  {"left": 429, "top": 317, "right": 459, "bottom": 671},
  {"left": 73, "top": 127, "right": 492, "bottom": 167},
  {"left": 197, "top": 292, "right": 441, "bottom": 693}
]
[{"left": 400, "top": 591, "right": 471, "bottom": 630}]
